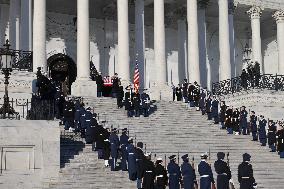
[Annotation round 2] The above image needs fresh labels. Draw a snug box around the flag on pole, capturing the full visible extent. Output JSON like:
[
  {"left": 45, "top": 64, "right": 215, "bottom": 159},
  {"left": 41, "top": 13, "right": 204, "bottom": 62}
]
[{"left": 134, "top": 55, "right": 140, "bottom": 94}]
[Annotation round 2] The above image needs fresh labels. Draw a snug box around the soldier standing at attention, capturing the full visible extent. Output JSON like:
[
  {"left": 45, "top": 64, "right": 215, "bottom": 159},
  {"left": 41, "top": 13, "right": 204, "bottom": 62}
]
[
  {"left": 181, "top": 154, "right": 197, "bottom": 189},
  {"left": 240, "top": 106, "right": 248, "bottom": 135},
  {"left": 155, "top": 157, "right": 168, "bottom": 189},
  {"left": 206, "top": 96, "right": 213, "bottom": 120},
  {"left": 142, "top": 152, "right": 156, "bottom": 189},
  {"left": 277, "top": 123, "right": 284, "bottom": 158},
  {"left": 258, "top": 115, "right": 267, "bottom": 146},
  {"left": 268, "top": 120, "right": 277, "bottom": 152},
  {"left": 238, "top": 153, "right": 257, "bottom": 189},
  {"left": 120, "top": 128, "right": 129, "bottom": 171},
  {"left": 109, "top": 128, "right": 120, "bottom": 171},
  {"left": 250, "top": 111, "right": 258, "bottom": 141},
  {"left": 220, "top": 101, "right": 227, "bottom": 129},
  {"left": 167, "top": 155, "right": 181, "bottom": 189},
  {"left": 126, "top": 138, "right": 137, "bottom": 181},
  {"left": 176, "top": 84, "right": 182, "bottom": 101},
  {"left": 214, "top": 152, "right": 231, "bottom": 189},
  {"left": 135, "top": 142, "right": 145, "bottom": 189},
  {"left": 182, "top": 79, "right": 189, "bottom": 103},
  {"left": 198, "top": 153, "right": 215, "bottom": 189},
  {"left": 212, "top": 96, "right": 219, "bottom": 124}
]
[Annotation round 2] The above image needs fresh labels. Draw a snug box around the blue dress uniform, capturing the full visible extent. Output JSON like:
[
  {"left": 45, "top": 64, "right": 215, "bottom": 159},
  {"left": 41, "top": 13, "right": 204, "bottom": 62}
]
[
  {"left": 135, "top": 142, "right": 145, "bottom": 189},
  {"left": 141, "top": 92, "right": 150, "bottom": 117},
  {"left": 258, "top": 116, "right": 267, "bottom": 146},
  {"left": 250, "top": 112, "right": 258, "bottom": 141},
  {"left": 212, "top": 98, "right": 219, "bottom": 124},
  {"left": 155, "top": 158, "right": 168, "bottom": 189},
  {"left": 142, "top": 153, "right": 156, "bottom": 189},
  {"left": 167, "top": 155, "right": 181, "bottom": 189},
  {"left": 238, "top": 153, "right": 256, "bottom": 189},
  {"left": 181, "top": 154, "right": 196, "bottom": 189},
  {"left": 199, "top": 91, "right": 206, "bottom": 115},
  {"left": 240, "top": 107, "right": 248, "bottom": 135},
  {"left": 268, "top": 121, "right": 277, "bottom": 152},
  {"left": 126, "top": 139, "right": 137, "bottom": 181},
  {"left": 198, "top": 154, "right": 215, "bottom": 189},
  {"left": 206, "top": 97, "right": 212, "bottom": 120},
  {"left": 276, "top": 127, "right": 284, "bottom": 158},
  {"left": 109, "top": 128, "right": 120, "bottom": 171},
  {"left": 120, "top": 128, "right": 129, "bottom": 171},
  {"left": 214, "top": 152, "right": 231, "bottom": 189},
  {"left": 74, "top": 101, "right": 82, "bottom": 131}
]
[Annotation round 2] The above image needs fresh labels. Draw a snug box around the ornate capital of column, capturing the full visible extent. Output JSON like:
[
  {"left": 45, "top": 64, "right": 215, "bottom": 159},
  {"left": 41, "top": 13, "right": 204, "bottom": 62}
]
[
  {"left": 273, "top": 10, "right": 284, "bottom": 23},
  {"left": 228, "top": 1, "right": 238, "bottom": 14},
  {"left": 247, "top": 6, "right": 262, "bottom": 19},
  {"left": 175, "top": 7, "right": 187, "bottom": 20},
  {"left": 198, "top": 0, "right": 210, "bottom": 9}
]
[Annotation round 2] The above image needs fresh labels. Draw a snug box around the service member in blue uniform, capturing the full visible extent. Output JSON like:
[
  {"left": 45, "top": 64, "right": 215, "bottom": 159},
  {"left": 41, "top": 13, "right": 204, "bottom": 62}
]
[
  {"left": 206, "top": 96, "right": 213, "bottom": 120},
  {"left": 238, "top": 153, "right": 257, "bottom": 189},
  {"left": 198, "top": 153, "right": 215, "bottom": 189},
  {"left": 109, "top": 128, "right": 120, "bottom": 171},
  {"left": 142, "top": 152, "right": 156, "bottom": 189},
  {"left": 167, "top": 155, "right": 181, "bottom": 189},
  {"left": 240, "top": 106, "right": 248, "bottom": 135},
  {"left": 250, "top": 111, "right": 258, "bottom": 141},
  {"left": 212, "top": 96, "right": 219, "bottom": 124},
  {"left": 220, "top": 101, "right": 227, "bottom": 129},
  {"left": 268, "top": 120, "right": 277, "bottom": 152},
  {"left": 258, "top": 115, "right": 267, "bottom": 146},
  {"left": 120, "top": 128, "right": 129, "bottom": 171},
  {"left": 199, "top": 89, "right": 207, "bottom": 115},
  {"left": 276, "top": 124, "right": 284, "bottom": 158},
  {"left": 214, "top": 152, "right": 231, "bottom": 189},
  {"left": 135, "top": 142, "right": 145, "bottom": 189},
  {"left": 155, "top": 157, "right": 168, "bottom": 189},
  {"left": 126, "top": 138, "right": 137, "bottom": 181},
  {"left": 232, "top": 108, "right": 240, "bottom": 135},
  {"left": 141, "top": 90, "right": 151, "bottom": 117},
  {"left": 225, "top": 106, "right": 233, "bottom": 134},
  {"left": 181, "top": 154, "right": 197, "bottom": 189}
]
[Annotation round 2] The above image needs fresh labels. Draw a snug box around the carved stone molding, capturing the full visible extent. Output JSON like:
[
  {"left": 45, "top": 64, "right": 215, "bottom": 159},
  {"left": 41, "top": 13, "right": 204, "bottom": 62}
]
[
  {"left": 247, "top": 6, "right": 262, "bottom": 19},
  {"left": 273, "top": 10, "right": 284, "bottom": 23}
]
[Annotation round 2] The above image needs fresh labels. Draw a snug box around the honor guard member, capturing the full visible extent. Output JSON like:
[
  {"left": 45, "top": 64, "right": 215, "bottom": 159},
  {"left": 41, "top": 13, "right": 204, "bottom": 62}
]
[
  {"left": 193, "top": 82, "right": 200, "bottom": 109},
  {"left": 238, "top": 153, "right": 257, "bottom": 189},
  {"left": 240, "top": 106, "right": 248, "bottom": 135},
  {"left": 176, "top": 84, "right": 182, "bottom": 101},
  {"left": 125, "top": 85, "right": 133, "bottom": 117},
  {"left": 95, "top": 124, "right": 105, "bottom": 159},
  {"left": 141, "top": 90, "right": 151, "bottom": 117},
  {"left": 206, "top": 96, "right": 213, "bottom": 120},
  {"left": 117, "top": 85, "right": 124, "bottom": 108},
  {"left": 135, "top": 142, "right": 145, "bottom": 189},
  {"left": 250, "top": 111, "right": 258, "bottom": 141},
  {"left": 167, "top": 155, "right": 181, "bottom": 189},
  {"left": 109, "top": 128, "right": 120, "bottom": 171},
  {"left": 276, "top": 123, "right": 284, "bottom": 158},
  {"left": 155, "top": 157, "right": 168, "bottom": 189},
  {"left": 181, "top": 154, "right": 197, "bottom": 189},
  {"left": 103, "top": 128, "right": 111, "bottom": 167},
  {"left": 225, "top": 106, "right": 233, "bottom": 134},
  {"left": 268, "top": 120, "right": 277, "bottom": 152},
  {"left": 233, "top": 108, "right": 240, "bottom": 135},
  {"left": 220, "top": 102, "right": 227, "bottom": 129},
  {"left": 199, "top": 89, "right": 207, "bottom": 115},
  {"left": 258, "top": 115, "right": 267, "bottom": 146},
  {"left": 214, "top": 152, "right": 232, "bottom": 189},
  {"left": 63, "top": 97, "right": 75, "bottom": 130},
  {"left": 198, "top": 153, "right": 215, "bottom": 189},
  {"left": 120, "top": 128, "right": 129, "bottom": 171},
  {"left": 182, "top": 79, "right": 189, "bottom": 103},
  {"left": 126, "top": 138, "right": 137, "bottom": 181},
  {"left": 188, "top": 83, "right": 195, "bottom": 107},
  {"left": 133, "top": 93, "right": 141, "bottom": 117},
  {"left": 85, "top": 113, "right": 97, "bottom": 144},
  {"left": 212, "top": 96, "right": 219, "bottom": 124},
  {"left": 142, "top": 152, "right": 156, "bottom": 189}
]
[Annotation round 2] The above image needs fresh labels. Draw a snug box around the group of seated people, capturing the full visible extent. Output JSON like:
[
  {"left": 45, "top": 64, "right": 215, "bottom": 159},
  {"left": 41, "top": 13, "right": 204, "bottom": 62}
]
[{"left": 174, "top": 79, "right": 284, "bottom": 159}]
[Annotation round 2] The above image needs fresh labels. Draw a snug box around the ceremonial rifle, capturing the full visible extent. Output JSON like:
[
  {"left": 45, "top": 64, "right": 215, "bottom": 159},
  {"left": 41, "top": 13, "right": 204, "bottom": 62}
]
[
  {"left": 209, "top": 149, "right": 217, "bottom": 189},
  {"left": 227, "top": 152, "right": 235, "bottom": 189},
  {"left": 191, "top": 156, "right": 198, "bottom": 189}
]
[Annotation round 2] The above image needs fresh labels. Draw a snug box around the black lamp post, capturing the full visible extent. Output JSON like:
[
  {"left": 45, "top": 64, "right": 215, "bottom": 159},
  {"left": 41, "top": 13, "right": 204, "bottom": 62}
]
[{"left": 0, "top": 39, "right": 16, "bottom": 118}]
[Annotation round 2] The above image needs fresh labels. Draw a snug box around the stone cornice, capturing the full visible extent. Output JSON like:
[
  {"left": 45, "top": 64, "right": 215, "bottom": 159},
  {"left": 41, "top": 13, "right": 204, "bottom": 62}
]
[
  {"left": 273, "top": 10, "right": 284, "bottom": 23},
  {"left": 247, "top": 5, "right": 262, "bottom": 19},
  {"left": 235, "top": 0, "right": 284, "bottom": 10}
]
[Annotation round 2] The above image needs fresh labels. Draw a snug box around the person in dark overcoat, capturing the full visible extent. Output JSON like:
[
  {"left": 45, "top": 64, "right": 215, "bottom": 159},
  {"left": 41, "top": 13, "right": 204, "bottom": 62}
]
[
  {"left": 225, "top": 106, "right": 233, "bottom": 134},
  {"left": 135, "top": 142, "right": 145, "bottom": 189},
  {"left": 120, "top": 128, "right": 129, "bottom": 171},
  {"left": 176, "top": 84, "right": 182, "bottom": 101},
  {"left": 167, "top": 155, "right": 181, "bottom": 189},
  {"left": 181, "top": 154, "right": 197, "bottom": 189},
  {"left": 232, "top": 108, "right": 240, "bottom": 135},
  {"left": 220, "top": 101, "right": 227, "bottom": 129},
  {"left": 240, "top": 106, "right": 248, "bottom": 135},
  {"left": 133, "top": 93, "right": 141, "bottom": 117},
  {"left": 109, "top": 128, "right": 120, "bottom": 171},
  {"left": 103, "top": 128, "right": 111, "bottom": 167},
  {"left": 238, "top": 153, "right": 257, "bottom": 189},
  {"left": 214, "top": 152, "right": 231, "bottom": 189},
  {"left": 206, "top": 96, "right": 212, "bottom": 120},
  {"left": 142, "top": 153, "right": 156, "bottom": 189},
  {"left": 155, "top": 158, "right": 168, "bottom": 189},
  {"left": 199, "top": 90, "right": 207, "bottom": 115},
  {"left": 276, "top": 124, "right": 284, "bottom": 158},
  {"left": 96, "top": 72, "right": 104, "bottom": 97},
  {"left": 250, "top": 111, "right": 258, "bottom": 141},
  {"left": 212, "top": 96, "right": 219, "bottom": 124},
  {"left": 126, "top": 138, "right": 137, "bottom": 181},
  {"left": 268, "top": 120, "right": 277, "bottom": 152},
  {"left": 258, "top": 115, "right": 267, "bottom": 146}
]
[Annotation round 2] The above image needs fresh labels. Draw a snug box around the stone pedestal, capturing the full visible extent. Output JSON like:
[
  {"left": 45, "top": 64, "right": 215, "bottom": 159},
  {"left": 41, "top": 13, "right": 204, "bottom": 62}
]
[
  {"left": 71, "top": 80, "right": 97, "bottom": 97},
  {"left": 149, "top": 83, "right": 172, "bottom": 101}
]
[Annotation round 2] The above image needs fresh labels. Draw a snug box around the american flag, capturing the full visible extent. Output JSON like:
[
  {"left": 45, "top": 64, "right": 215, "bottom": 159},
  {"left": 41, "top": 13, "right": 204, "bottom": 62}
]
[{"left": 133, "top": 56, "right": 140, "bottom": 94}]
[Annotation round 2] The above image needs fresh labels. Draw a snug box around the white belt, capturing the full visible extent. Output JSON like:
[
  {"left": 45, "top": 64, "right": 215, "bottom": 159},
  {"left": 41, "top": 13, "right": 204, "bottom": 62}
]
[
  {"left": 242, "top": 177, "right": 249, "bottom": 179},
  {"left": 157, "top": 175, "right": 164, "bottom": 178},
  {"left": 218, "top": 173, "right": 227, "bottom": 176},
  {"left": 200, "top": 175, "right": 209, "bottom": 178},
  {"left": 128, "top": 153, "right": 134, "bottom": 155},
  {"left": 146, "top": 171, "right": 153, "bottom": 173},
  {"left": 86, "top": 120, "right": 91, "bottom": 121}
]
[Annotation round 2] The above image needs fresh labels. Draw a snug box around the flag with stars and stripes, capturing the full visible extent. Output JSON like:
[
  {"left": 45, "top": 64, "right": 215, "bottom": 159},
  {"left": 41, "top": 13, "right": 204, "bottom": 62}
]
[{"left": 133, "top": 57, "right": 140, "bottom": 94}]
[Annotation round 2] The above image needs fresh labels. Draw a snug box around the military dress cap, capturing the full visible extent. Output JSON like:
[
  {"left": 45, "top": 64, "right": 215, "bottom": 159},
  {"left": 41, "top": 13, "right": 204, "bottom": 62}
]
[
  {"left": 157, "top": 157, "right": 163, "bottom": 161},
  {"left": 128, "top": 137, "right": 133, "bottom": 142},
  {"left": 137, "top": 142, "right": 143, "bottom": 148},
  {"left": 145, "top": 152, "right": 151, "bottom": 157},
  {"left": 243, "top": 153, "right": 251, "bottom": 161},
  {"left": 251, "top": 111, "right": 255, "bottom": 114},
  {"left": 169, "top": 155, "right": 176, "bottom": 160},
  {"left": 181, "top": 154, "right": 189, "bottom": 160},
  {"left": 217, "top": 152, "right": 225, "bottom": 160},
  {"left": 86, "top": 106, "right": 91, "bottom": 110},
  {"left": 242, "top": 106, "right": 246, "bottom": 108},
  {"left": 201, "top": 153, "right": 208, "bottom": 159},
  {"left": 111, "top": 128, "right": 117, "bottom": 132},
  {"left": 122, "top": 128, "right": 128, "bottom": 132}
]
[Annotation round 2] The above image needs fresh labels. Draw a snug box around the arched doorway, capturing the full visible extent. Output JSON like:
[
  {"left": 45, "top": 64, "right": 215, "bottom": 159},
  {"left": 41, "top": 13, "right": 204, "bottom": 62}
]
[{"left": 47, "top": 53, "right": 77, "bottom": 95}]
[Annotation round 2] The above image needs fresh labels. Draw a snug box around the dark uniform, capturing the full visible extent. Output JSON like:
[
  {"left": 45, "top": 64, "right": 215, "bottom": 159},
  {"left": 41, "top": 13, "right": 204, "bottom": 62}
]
[
  {"left": 167, "top": 155, "right": 181, "bottom": 189},
  {"left": 155, "top": 159, "right": 168, "bottom": 189},
  {"left": 117, "top": 86, "right": 124, "bottom": 108},
  {"left": 142, "top": 154, "right": 156, "bottom": 189},
  {"left": 214, "top": 152, "right": 231, "bottom": 189},
  {"left": 199, "top": 91, "right": 207, "bottom": 115},
  {"left": 192, "top": 85, "right": 200, "bottom": 108},
  {"left": 206, "top": 97, "right": 212, "bottom": 120},
  {"left": 232, "top": 109, "right": 240, "bottom": 134},
  {"left": 181, "top": 154, "right": 196, "bottom": 189},
  {"left": 198, "top": 156, "right": 215, "bottom": 189},
  {"left": 268, "top": 121, "right": 277, "bottom": 152},
  {"left": 135, "top": 142, "right": 145, "bottom": 189},
  {"left": 133, "top": 93, "right": 141, "bottom": 117},
  {"left": 277, "top": 126, "right": 284, "bottom": 158},
  {"left": 126, "top": 139, "right": 137, "bottom": 181},
  {"left": 109, "top": 128, "right": 120, "bottom": 171},
  {"left": 212, "top": 98, "right": 219, "bottom": 124},
  {"left": 103, "top": 128, "right": 111, "bottom": 164},
  {"left": 258, "top": 117, "right": 267, "bottom": 146},
  {"left": 95, "top": 124, "right": 105, "bottom": 159},
  {"left": 225, "top": 107, "right": 233, "bottom": 134},
  {"left": 141, "top": 92, "right": 150, "bottom": 117},
  {"left": 188, "top": 84, "right": 195, "bottom": 107},
  {"left": 250, "top": 112, "right": 258, "bottom": 141},
  {"left": 120, "top": 128, "right": 129, "bottom": 171},
  {"left": 238, "top": 153, "right": 256, "bottom": 189},
  {"left": 240, "top": 108, "right": 248, "bottom": 135},
  {"left": 182, "top": 81, "right": 189, "bottom": 102},
  {"left": 176, "top": 85, "right": 182, "bottom": 101},
  {"left": 220, "top": 103, "right": 227, "bottom": 129},
  {"left": 63, "top": 99, "right": 75, "bottom": 130}
]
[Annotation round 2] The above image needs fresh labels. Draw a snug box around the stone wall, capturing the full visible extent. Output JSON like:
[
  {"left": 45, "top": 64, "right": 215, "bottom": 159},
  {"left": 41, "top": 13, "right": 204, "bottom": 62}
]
[{"left": 0, "top": 120, "right": 60, "bottom": 188}]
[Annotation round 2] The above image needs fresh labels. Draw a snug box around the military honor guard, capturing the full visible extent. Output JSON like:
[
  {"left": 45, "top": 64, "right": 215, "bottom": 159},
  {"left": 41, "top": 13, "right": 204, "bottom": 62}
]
[
  {"left": 258, "top": 115, "right": 267, "bottom": 146},
  {"left": 109, "top": 128, "right": 120, "bottom": 171},
  {"left": 155, "top": 157, "right": 168, "bottom": 189},
  {"left": 212, "top": 96, "right": 219, "bottom": 124},
  {"left": 220, "top": 101, "right": 227, "bottom": 129},
  {"left": 141, "top": 89, "right": 151, "bottom": 117},
  {"left": 133, "top": 93, "right": 141, "bottom": 117},
  {"left": 225, "top": 106, "right": 233, "bottom": 134},
  {"left": 135, "top": 142, "right": 145, "bottom": 189},
  {"left": 206, "top": 96, "right": 213, "bottom": 120},
  {"left": 181, "top": 154, "right": 197, "bottom": 189},
  {"left": 240, "top": 106, "right": 248, "bottom": 135},
  {"left": 250, "top": 111, "right": 258, "bottom": 141},
  {"left": 214, "top": 152, "right": 232, "bottom": 189},
  {"left": 238, "top": 153, "right": 257, "bottom": 189},
  {"left": 268, "top": 120, "right": 277, "bottom": 152},
  {"left": 182, "top": 79, "right": 189, "bottom": 103},
  {"left": 142, "top": 152, "right": 156, "bottom": 189},
  {"left": 198, "top": 153, "right": 215, "bottom": 189},
  {"left": 167, "top": 155, "right": 181, "bottom": 189},
  {"left": 103, "top": 128, "right": 111, "bottom": 167},
  {"left": 120, "top": 128, "right": 129, "bottom": 171},
  {"left": 176, "top": 84, "right": 182, "bottom": 101},
  {"left": 126, "top": 138, "right": 137, "bottom": 181},
  {"left": 276, "top": 123, "right": 284, "bottom": 158},
  {"left": 232, "top": 108, "right": 240, "bottom": 135},
  {"left": 199, "top": 89, "right": 207, "bottom": 115}
]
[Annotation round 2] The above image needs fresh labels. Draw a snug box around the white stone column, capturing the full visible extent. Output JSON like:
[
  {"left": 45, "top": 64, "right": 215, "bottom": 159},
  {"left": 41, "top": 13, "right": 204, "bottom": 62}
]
[
  {"left": 273, "top": 10, "right": 284, "bottom": 74},
  {"left": 229, "top": 3, "right": 236, "bottom": 77},
  {"left": 117, "top": 0, "right": 130, "bottom": 83},
  {"left": 33, "top": 0, "right": 46, "bottom": 72},
  {"left": 178, "top": 17, "right": 187, "bottom": 83},
  {"left": 187, "top": 0, "right": 200, "bottom": 84},
  {"left": 20, "top": 0, "right": 32, "bottom": 51},
  {"left": 247, "top": 6, "right": 262, "bottom": 73},
  {"left": 218, "top": 0, "right": 231, "bottom": 81},
  {"left": 72, "top": 0, "right": 97, "bottom": 97},
  {"left": 9, "top": 0, "right": 20, "bottom": 50},
  {"left": 135, "top": 0, "right": 145, "bottom": 89},
  {"left": 154, "top": 0, "right": 167, "bottom": 84}
]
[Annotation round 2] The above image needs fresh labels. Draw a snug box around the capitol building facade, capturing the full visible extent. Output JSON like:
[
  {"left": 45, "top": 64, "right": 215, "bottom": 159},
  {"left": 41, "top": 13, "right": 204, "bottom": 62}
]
[{"left": 1, "top": 0, "right": 284, "bottom": 94}]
